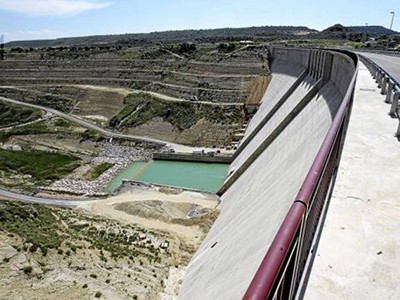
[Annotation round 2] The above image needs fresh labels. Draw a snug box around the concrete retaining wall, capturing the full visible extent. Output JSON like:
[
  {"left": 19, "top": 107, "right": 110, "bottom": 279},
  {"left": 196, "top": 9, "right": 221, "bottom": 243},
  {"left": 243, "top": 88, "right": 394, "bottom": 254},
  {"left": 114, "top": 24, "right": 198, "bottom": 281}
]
[
  {"left": 180, "top": 48, "right": 356, "bottom": 299},
  {"left": 153, "top": 152, "right": 232, "bottom": 164}
]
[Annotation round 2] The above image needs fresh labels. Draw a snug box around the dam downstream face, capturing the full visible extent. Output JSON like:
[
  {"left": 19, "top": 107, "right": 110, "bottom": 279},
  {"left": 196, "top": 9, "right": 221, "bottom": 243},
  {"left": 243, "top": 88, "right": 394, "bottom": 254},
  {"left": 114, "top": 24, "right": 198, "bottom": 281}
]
[{"left": 107, "top": 160, "right": 229, "bottom": 193}]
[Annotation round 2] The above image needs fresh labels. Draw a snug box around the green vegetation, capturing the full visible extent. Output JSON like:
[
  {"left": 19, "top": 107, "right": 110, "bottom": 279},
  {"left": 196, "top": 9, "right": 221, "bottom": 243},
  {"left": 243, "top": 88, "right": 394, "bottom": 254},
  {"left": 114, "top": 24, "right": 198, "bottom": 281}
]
[
  {"left": 0, "top": 149, "right": 80, "bottom": 183},
  {"left": 85, "top": 163, "right": 114, "bottom": 181},
  {"left": 0, "top": 102, "right": 42, "bottom": 127},
  {"left": 52, "top": 118, "right": 71, "bottom": 127},
  {"left": 0, "top": 201, "right": 169, "bottom": 265},
  {"left": 5, "top": 25, "right": 317, "bottom": 48},
  {"left": 79, "top": 129, "right": 104, "bottom": 142},
  {"left": 0, "top": 120, "right": 54, "bottom": 142},
  {"left": 0, "top": 202, "right": 64, "bottom": 250},
  {"left": 110, "top": 93, "right": 243, "bottom": 131},
  {"left": 23, "top": 266, "right": 33, "bottom": 274},
  {"left": 0, "top": 87, "right": 75, "bottom": 113}
]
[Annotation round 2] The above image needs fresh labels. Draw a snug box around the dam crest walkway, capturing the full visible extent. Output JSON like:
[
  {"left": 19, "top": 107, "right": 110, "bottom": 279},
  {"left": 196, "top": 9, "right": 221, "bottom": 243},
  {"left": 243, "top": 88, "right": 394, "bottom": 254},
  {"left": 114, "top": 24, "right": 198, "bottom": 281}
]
[{"left": 305, "top": 62, "right": 400, "bottom": 299}]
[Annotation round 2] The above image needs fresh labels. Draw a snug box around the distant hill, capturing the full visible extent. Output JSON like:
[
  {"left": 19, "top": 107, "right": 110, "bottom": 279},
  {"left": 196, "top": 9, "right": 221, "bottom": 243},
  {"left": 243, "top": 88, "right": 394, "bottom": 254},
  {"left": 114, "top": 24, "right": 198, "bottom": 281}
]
[
  {"left": 5, "top": 26, "right": 318, "bottom": 48},
  {"left": 316, "top": 24, "right": 399, "bottom": 40},
  {"left": 348, "top": 25, "right": 399, "bottom": 36}
]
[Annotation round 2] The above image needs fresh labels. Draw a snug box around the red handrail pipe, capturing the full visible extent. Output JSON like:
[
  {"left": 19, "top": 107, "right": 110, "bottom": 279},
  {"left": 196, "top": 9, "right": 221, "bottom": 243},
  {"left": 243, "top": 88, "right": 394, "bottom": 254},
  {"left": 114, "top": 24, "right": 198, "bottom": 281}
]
[{"left": 243, "top": 50, "right": 358, "bottom": 300}]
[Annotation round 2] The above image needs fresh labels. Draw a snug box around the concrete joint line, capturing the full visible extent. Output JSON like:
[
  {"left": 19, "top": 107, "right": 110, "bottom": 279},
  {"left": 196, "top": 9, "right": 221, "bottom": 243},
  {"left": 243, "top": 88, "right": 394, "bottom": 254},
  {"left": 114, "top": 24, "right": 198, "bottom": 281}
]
[
  {"left": 232, "top": 69, "right": 309, "bottom": 161},
  {"left": 219, "top": 79, "right": 324, "bottom": 195}
]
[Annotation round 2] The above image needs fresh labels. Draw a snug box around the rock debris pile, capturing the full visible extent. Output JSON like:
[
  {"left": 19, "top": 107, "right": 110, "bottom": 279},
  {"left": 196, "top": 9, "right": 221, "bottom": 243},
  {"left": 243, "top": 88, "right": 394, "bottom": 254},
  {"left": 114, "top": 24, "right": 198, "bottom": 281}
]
[{"left": 45, "top": 143, "right": 152, "bottom": 196}]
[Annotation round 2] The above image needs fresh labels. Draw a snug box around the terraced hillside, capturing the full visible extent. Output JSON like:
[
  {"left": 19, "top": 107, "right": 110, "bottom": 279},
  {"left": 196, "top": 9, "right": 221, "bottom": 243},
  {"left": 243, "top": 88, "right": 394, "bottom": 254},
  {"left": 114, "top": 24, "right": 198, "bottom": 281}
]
[{"left": 0, "top": 43, "right": 270, "bottom": 146}]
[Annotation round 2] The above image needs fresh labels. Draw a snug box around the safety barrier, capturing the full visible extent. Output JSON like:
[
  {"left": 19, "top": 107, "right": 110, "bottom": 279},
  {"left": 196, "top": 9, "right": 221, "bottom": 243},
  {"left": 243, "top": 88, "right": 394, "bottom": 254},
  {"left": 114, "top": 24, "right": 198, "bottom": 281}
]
[
  {"left": 243, "top": 50, "right": 358, "bottom": 300},
  {"left": 360, "top": 55, "right": 400, "bottom": 136}
]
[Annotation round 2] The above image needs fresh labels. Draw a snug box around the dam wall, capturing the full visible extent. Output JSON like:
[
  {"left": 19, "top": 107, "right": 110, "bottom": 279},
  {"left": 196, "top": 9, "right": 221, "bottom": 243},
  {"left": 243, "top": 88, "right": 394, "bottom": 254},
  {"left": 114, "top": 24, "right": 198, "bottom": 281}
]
[{"left": 180, "top": 48, "right": 357, "bottom": 299}]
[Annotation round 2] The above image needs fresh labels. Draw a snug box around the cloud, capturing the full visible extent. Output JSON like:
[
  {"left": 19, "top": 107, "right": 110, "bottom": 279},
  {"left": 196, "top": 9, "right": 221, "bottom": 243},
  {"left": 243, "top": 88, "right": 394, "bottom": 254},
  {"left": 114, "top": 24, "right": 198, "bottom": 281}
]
[{"left": 0, "top": 0, "right": 110, "bottom": 16}]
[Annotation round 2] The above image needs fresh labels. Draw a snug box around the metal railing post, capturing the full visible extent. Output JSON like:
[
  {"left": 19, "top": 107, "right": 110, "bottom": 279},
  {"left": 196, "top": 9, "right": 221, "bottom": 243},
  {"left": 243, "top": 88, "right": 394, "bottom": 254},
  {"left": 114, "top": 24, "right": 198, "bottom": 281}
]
[
  {"left": 386, "top": 81, "right": 396, "bottom": 103},
  {"left": 381, "top": 76, "right": 389, "bottom": 95},
  {"left": 389, "top": 91, "right": 400, "bottom": 117}
]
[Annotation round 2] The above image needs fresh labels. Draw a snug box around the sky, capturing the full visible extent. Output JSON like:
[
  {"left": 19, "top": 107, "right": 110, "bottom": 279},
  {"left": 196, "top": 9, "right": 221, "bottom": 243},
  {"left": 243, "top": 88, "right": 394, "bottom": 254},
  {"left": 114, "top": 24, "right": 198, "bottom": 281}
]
[{"left": 0, "top": 0, "right": 399, "bottom": 42}]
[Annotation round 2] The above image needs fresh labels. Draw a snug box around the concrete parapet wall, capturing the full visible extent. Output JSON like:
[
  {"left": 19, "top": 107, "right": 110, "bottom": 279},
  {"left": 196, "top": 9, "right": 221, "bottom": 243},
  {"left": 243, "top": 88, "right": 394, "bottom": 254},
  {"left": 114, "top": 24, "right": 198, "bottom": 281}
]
[
  {"left": 330, "top": 52, "right": 355, "bottom": 96},
  {"left": 272, "top": 47, "right": 309, "bottom": 66},
  {"left": 153, "top": 152, "right": 232, "bottom": 164}
]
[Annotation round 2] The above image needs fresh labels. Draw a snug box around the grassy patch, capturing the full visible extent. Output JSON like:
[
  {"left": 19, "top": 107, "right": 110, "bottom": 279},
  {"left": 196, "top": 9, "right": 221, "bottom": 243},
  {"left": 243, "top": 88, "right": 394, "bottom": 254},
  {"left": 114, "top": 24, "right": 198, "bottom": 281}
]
[
  {"left": 0, "top": 202, "right": 64, "bottom": 249},
  {"left": 52, "top": 118, "right": 71, "bottom": 127},
  {"left": 110, "top": 93, "right": 243, "bottom": 131},
  {"left": 0, "top": 102, "right": 42, "bottom": 127},
  {"left": 85, "top": 162, "right": 114, "bottom": 181},
  {"left": 0, "top": 87, "right": 75, "bottom": 113},
  {"left": 0, "top": 120, "right": 54, "bottom": 142},
  {"left": 0, "top": 201, "right": 169, "bottom": 263},
  {"left": 0, "top": 149, "right": 80, "bottom": 183}
]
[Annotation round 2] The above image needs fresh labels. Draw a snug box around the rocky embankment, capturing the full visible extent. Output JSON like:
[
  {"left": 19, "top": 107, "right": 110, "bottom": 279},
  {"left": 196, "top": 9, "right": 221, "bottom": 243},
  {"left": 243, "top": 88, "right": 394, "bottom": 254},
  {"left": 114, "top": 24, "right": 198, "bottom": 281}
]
[{"left": 44, "top": 143, "right": 153, "bottom": 196}]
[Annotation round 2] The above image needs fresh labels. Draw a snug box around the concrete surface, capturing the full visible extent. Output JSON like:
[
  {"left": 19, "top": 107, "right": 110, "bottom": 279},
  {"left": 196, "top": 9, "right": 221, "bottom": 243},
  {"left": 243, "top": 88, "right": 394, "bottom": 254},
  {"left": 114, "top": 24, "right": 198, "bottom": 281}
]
[
  {"left": 358, "top": 52, "right": 400, "bottom": 84},
  {"left": 305, "top": 63, "right": 400, "bottom": 299},
  {"left": 180, "top": 49, "right": 355, "bottom": 300},
  {"left": 243, "top": 60, "right": 307, "bottom": 140},
  {"left": 230, "top": 74, "right": 317, "bottom": 173}
]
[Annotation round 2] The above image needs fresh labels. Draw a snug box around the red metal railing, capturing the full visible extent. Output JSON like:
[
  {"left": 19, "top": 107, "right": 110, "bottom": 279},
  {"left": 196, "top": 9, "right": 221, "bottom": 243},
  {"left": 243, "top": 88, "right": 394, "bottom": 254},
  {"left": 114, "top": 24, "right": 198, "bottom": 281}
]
[{"left": 243, "top": 50, "right": 359, "bottom": 300}]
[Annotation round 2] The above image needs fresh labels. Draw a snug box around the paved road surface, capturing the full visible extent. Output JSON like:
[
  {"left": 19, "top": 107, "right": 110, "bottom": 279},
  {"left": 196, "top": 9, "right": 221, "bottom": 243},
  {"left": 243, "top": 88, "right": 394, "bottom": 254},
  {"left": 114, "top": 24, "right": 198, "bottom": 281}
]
[
  {"left": 0, "top": 188, "right": 93, "bottom": 208},
  {"left": 358, "top": 52, "right": 400, "bottom": 84}
]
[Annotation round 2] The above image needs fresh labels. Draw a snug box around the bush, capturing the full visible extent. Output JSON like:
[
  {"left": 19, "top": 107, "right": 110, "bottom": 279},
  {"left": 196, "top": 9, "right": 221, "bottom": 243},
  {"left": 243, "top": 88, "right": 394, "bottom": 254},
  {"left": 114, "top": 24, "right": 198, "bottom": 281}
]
[
  {"left": 90, "top": 273, "right": 97, "bottom": 279},
  {"left": 29, "top": 244, "right": 38, "bottom": 253},
  {"left": 82, "top": 284, "right": 88, "bottom": 288},
  {"left": 95, "top": 292, "right": 102, "bottom": 298},
  {"left": 23, "top": 266, "right": 33, "bottom": 274},
  {"left": 41, "top": 246, "right": 48, "bottom": 256}
]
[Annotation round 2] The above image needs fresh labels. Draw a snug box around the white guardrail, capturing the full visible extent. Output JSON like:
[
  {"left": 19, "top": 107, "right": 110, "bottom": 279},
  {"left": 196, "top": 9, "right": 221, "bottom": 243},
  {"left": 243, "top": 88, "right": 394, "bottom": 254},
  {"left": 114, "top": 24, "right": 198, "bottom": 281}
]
[{"left": 359, "top": 55, "right": 400, "bottom": 137}]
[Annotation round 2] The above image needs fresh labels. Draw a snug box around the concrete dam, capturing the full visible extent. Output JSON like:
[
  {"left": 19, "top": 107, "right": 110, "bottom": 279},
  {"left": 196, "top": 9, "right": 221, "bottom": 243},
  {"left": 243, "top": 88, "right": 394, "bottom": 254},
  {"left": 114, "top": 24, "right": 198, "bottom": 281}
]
[{"left": 180, "top": 47, "right": 358, "bottom": 299}]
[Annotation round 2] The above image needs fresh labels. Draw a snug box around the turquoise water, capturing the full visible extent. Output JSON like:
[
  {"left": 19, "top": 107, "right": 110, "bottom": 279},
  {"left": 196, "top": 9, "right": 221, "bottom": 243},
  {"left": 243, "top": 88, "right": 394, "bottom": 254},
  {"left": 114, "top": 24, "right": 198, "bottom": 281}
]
[{"left": 107, "top": 160, "right": 229, "bottom": 193}]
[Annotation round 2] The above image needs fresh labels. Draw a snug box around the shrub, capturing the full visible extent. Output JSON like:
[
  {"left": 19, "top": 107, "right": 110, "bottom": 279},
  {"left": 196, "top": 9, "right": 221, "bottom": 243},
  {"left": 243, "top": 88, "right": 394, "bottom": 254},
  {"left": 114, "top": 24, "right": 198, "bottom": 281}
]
[
  {"left": 29, "top": 244, "right": 38, "bottom": 253},
  {"left": 95, "top": 292, "right": 102, "bottom": 298},
  {"left": 41, "top": 246, "right": 48, "bottom": 256},
  {"left": 23, "top": 266, "right": 33, "bottom": 274}
]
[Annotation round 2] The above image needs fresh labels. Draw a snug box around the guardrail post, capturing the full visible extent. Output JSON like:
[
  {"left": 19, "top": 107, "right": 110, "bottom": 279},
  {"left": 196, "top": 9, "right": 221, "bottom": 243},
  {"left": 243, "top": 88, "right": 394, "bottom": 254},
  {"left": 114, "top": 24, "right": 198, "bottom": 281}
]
[
  {"left": 381, "top": 77, "right": 389, "bottom": 95},
  {"left": 370, "top": 64, "right": 375, "bottom": 75},
  {"left": 385, "top": 81, "right": 396, "bottom": 103},
  {"left": 377, "top": 72, "right": 384, "bottom": 88},
  {"left": 389, "top": 91, "right": 400, "bottom": 117},
  {"left": 397, "top": 121, "right": 400, "bottom": 138}
]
